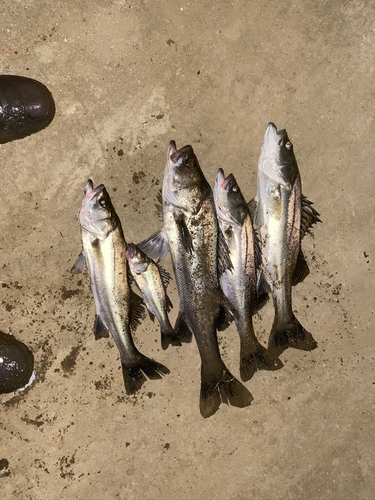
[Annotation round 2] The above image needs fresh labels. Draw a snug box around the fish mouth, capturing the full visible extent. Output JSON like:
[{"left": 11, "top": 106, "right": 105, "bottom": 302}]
[
  {"left": 168, "top": 140, "right": 177, "bottom": 160},
  {"left": 126, "top": 242, "right": 136, "bottom": 259},
  {"left": 265, "top": 122, "right": 288, "bottom": 145},
  {"left": 170, "top": 145, "right": 193, "bottom": 164},
  {"left": 84, "top": 180, "right": 105, "bottom": 201},
  {"left": 215, "top": 168, "right": 235, "bottom": 191}
]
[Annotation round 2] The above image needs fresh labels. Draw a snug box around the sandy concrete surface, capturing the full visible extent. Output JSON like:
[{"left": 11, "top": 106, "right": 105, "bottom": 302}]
[{"left": 1, "top": 0, "right": 374, "bottom": 498}]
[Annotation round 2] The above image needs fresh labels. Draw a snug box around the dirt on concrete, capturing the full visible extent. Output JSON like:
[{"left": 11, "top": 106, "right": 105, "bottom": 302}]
[{"left": 0, "top": 0, "right": 374, "bottom": 498}]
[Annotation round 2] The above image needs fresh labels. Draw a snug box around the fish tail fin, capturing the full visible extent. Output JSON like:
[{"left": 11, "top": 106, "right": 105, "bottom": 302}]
[
  {"left": 200, "top": 362, "right": 253, "bottom": 418},
  {"left": 268, "top": 315, "right": 318, "bottom": 357},
  {"left": 161, "top": 322, "right": 182, "bottom": 350},
  {"left": 240, "top": 337, "right": 283, "bottom": 382},
  {"left": 174, "top": 312, "right": 193, "bottom": 343},
  {"left": 121, "top": 355, "right": 170, "bottom": 395}
]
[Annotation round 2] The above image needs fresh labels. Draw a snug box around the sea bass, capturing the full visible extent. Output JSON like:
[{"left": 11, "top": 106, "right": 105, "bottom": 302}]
[
  {"left": 140, "top": 142, "right": 253, "bottom": 418},
  {"left": 214, "top": 169, "right": 282, "bottom": 381},
  {"left": 252, "top": 123, "right": 321, "bottom": 356},
  {"left": 126, "top": 243, "right": 180, "bottom": 350},
  {"left": 71, "top": 180, "right": 169, "bottom": 394}
]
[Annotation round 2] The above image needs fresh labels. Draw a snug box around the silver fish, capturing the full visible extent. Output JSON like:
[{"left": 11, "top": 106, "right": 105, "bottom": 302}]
[
  {"left": 71, "top": 180, "right": 169, "bottom": 394},
  {"left": 214, "top": 168, "right": 282, "bottom": 380},
  {"left": 126, "top": 243, "right": 180, "bottom": 350},
  {"left": 252, "top": 123, "right": 320, "bottom": 356},
  {"left": 139, "top": 142, "right": 253, "bottom": 418}
]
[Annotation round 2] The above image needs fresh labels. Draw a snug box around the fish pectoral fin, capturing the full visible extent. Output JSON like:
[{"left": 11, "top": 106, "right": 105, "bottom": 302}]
[
  {"left": 137, "top": 228, "right": 169, "bottom": 262},
  {"left": 129, "top": 291, "right": 147, "bottom": 331},
  {"left": 70, "top": 250, "right": 86, "bottom": 274},
  {"left": 174, "top": 312, "right": 193, "bottom": 343},
  {"left": 300, "top": 194, "right": 322, "bottom": 239},
  {"left": 217, "top": 227, "right": 233, "bottom": 275},
  {"left": 94, "top": 314, "right": 110, "bottom": 340},
  {"left": 158, "top": 265, "right": 172, "bottom": 289},
  {"left": 176, "top": 214, "right": 194, "bottom": 255},
  {"left": 292, "top": 249, "right": 310, "bottom": 286}
]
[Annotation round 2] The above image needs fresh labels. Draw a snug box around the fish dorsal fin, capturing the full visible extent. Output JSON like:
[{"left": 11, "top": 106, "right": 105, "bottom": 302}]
[
  {"left": 300, "top": 194, "right": 322, "bottom": 239},
  {"left": 217, "top": 227, "right": 233, "bottom": 275},
  {"left": 129, "top": 291, "right": 146, "bottom": 331},
  {"left": 137, "top": 228, "right": 169, "bottom": 262},
  {"left": 71, "top": 250, "right": 86, "bottom": 274},
  {"left": 155, "top": 189, "right": 163, "bottom": 220},
  {"left": 94, "top": 314, "right": 110, "bottom": 340},
  {"left": 158, "top": 265, "right": 172, "bottom": 289},
  {"left": 292, "top": 249, "right": 310, "bottom": 286}
]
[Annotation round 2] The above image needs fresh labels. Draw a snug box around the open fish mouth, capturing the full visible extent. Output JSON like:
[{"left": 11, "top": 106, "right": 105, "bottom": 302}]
[
  {"left": 126, "top": 243, "right": 137, "bottom": 260},
  {"left": 264, "top": 122, "right": 288, "bottom": 147},
  {"left": 215, "top": 168, "right": 234, "bottom": 191},
  {"left": 170, "top": 145, "right": 193, "bottom": 164},
  {"left": 84, "top": 180, "right": 105, "bottom": 201}
]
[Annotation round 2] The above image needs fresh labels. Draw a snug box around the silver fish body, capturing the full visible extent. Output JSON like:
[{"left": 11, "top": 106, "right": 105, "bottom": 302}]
[
  {"left": 214, "top": 169, "right": 282, "bottom": 380},
  {"left": 152, "top": 142, "right": 253, "bottom": 418},
  {"left": 72, "top": 180, "right": 169, "bottom": 394},
  {"left": 253, "top": 123, "right": 318, "bottom": 356},
  {"left": 126, "top": 243, "right": 180, "bottom": 350}
]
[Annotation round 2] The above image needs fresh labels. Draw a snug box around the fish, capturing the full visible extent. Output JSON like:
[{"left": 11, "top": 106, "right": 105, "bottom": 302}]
[
  {"left": 126, "top": 243, "right": 181, "bottom": 350},
  {"left": 0, "top": 330, "right": 35, "bottom": 394},
  {"left": 0, "top": 75, "right": 55, "bottom": 144},
  {"left": 251, "top": 122, "right": 321, "bottom": 356},
  {"left": 71, "top": 180, "right": 170, "bottom": 394},
  {"left": 214, "top": 168, "right": 283, "bottom": 381},
  {"left": 139, "top": 142, "right": 253, "bottom": 418}
]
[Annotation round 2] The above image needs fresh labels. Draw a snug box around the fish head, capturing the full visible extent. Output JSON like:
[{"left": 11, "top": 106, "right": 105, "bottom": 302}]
[
  {"left": 163, "top": 141, "right": 209, "bottom": 211},
  {"left": 126, "top": 243, "right": 149, "bottom": 274},
  {"left": 214, "top": 168, "right": 248, "bottom": 225},
  {"left": 258, "top": 122, "right": 299, "bottom": 189},
  {"left": 79, "top": 180, "right": 116, "bottom": 232}
]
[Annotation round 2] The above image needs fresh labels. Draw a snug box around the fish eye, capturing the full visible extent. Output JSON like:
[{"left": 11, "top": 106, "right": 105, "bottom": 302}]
[
  {"left": 285, "top": 142, "right": 293, "bottom": 150},
  {"left": 232, "top": 185, "right": 238, "bottom": 193},
  {"left": 99, "top": 197, "right": 107, "bottom": 207},
  {"left": 187, "top": 158, "right": 195, "bottom": 168},
  {"left": 136, "top": 252, "right": 142, "bottom": 259}
]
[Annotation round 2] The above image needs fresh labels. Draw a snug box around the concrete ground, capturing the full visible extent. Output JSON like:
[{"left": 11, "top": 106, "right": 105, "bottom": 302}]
[{"left": 1, "top": 0, "right": 374, "bottom": 498}]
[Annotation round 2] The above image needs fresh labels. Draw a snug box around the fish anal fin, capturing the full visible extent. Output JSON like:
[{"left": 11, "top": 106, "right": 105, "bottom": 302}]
[
  {"left": 248, "top": 198, "right": 257, "bottom": 221},
  {"left": 71, "top": 250, "right": 86, "bottom": 274},
  {"left": 158, "top": 265, "right": 172, "bottom": 289},
  {"left": 300, "top": 194, "right": 322, "bottom": 239},
  {"left": 129, "top": 291, "right": 146, "bottom": 331},
  {"left": 292, "top": 249, "right": 310, "bottom": 286},
  {"left": 94, "top": 314, "right": 110, "bottom": 340},
  {"left": 174, "top": 312, "right": 193, "bottom": 343}
]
